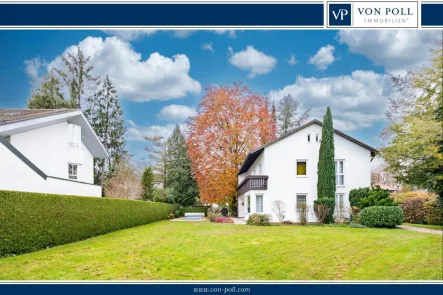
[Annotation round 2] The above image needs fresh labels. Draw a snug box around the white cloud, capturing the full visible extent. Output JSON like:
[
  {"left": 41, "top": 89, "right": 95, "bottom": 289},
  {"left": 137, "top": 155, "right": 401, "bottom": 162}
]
[
  {"left": 47, "top": 36, "right": 201, "bottom": 102},
  {"left": 308, "top": 44, "right": 336, "bottom": 70},
  {"left": 172, "top": 30, "right": 195, "bottom": 39},
  {"left": 338, "top": 30, "right": 441, "bottom": 75},
  {"left": 288, "top": 54, "right": 298, "bottom": 65},
  {"left": 201, "top": 43, "right": 215, "bottom": 53},
  {"left": 214, "top": 30, "right": 237, "bottom": 38},
  {"left": 103, "top": 30, "right": 157, "bottom": 41},
  {"left": 156, "top": 104, "right": 196, "bottom": 122},
  {"left": 126, "top": 121, "right": 182, "bottom": 141},
  {"left": 269, "top": 70, "right": 392, "bottom": 131},
  {"left": 24, "top": 57, "right": 46, "bottom": 77},
  {"left": 228, "top": 46, "right": 277, "bottom": 78}
]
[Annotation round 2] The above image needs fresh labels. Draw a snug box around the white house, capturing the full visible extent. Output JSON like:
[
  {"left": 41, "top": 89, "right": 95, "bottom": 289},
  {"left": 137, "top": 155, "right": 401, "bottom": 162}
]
[
  {"left": 0, "top": 109, "right": 108, "bottom": 197},
  {"left": 237, "top": 120, "right": 377, "bottom": 222}
]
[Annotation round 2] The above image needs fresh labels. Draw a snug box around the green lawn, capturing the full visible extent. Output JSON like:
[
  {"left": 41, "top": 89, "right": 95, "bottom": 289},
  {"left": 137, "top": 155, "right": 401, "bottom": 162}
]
[
  {"left": 0, "top": 221, "right": 441, "bottom": 280},
  {"left": 404, "top": 223, "right": 443, "bottom": 231}
]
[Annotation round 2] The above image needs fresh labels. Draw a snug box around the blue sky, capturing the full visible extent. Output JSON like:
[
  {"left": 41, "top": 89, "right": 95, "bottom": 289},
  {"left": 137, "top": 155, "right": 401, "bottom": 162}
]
[{"left": 0, "top": 29, "right": 440, "bottom": 161}]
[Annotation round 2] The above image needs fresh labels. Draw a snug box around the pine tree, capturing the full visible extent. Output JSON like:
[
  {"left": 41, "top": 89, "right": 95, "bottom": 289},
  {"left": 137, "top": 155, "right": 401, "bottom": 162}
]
[
  {"left": 316, "top": 107, "right": 336, "bottom": 223},
  {"left": 86, "top": 76, "right": 127, "bottom": 185},
  {"left": 166, "top": 125, "right": 199, "bottom": 207},
  {"left": 55, "top": 47, "right": 100, "bottom": 109},
  {"left": 27, "top": 72, "right": 73, "bottom": 109},
  {"left": 276, "top": 94, "right": 311, "bottom": 136},
  {"left": 141, "top": 167, "right": 155, "bottom": 201}
]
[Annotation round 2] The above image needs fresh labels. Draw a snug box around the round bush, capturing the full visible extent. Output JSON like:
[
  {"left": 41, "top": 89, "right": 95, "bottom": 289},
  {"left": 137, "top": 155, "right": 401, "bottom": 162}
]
[
  {"left": 360, "top": 206, "right": 404, "bottom": 228},
  {"left": 246, "top": 213, "right": 271, "bottom": 226}
]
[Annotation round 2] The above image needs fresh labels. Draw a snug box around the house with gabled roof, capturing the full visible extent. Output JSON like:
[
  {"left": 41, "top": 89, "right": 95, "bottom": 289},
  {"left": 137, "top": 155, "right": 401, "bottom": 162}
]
[
  {"left": 0, "top": 109, "right": 108, "bottom": 197},
  {"left": 237, "top": 119, "right": 377, "bottom": 222}
]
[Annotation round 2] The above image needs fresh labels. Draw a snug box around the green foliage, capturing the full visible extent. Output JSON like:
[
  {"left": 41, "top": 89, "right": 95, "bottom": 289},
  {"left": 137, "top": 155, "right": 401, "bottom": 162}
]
[
  {"left": 166, "top": 125, "right": 199, "bottom": 207},
  {"left": 178, "top": 207, "right": 209, "bottom": 217},
  {"left": 317, "top": 107, "right": 336, "bottom": 223},
  {"left": 424, "top": 198, "right": 443, "bottom": 225},
  {"left": 276, "top": 94, "right": 310, "bottom": 135},
  {"left": 0, "top": 190, "right": 177, "bottom": 257},
  {"left": 360, "top": 206, "right": 404, "bottom": 228},
  {"left": 85, "top": 76, "right": 127, "bottom": 185},
  {"left": 152, "top": 187, "right": 169, "bottom": 203},
  {"left": 348, "top": 222, "right": 367, "bottom": 228},
  {"left": 381, "top": 44, "right": 443, "bottom": 203},
  {"left": 208, "top": 207, "right": 222, "bottom": 222},
  {"left": 141, "top": 167, "right": 155, "bottom": 201},
  {"left": 27, "top": 72, "right": 73, "bottom": 109},
  {"left": 349, "top": 187, "right": 371, "bottom": 207},
  {"left": 357, "top": 186, "right": 396, "bottom": 210},
  {"left": 393, "top": 192, "right": 442, "bottom": 225},
  {"left": 246, "top": 213, "right": 271, "bottom": 226}
]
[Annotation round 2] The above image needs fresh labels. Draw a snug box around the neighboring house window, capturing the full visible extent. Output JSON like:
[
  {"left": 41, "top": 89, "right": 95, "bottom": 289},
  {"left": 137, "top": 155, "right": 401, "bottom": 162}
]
[
  {"left": 335, "top": 160, "right": 344, "bottom": 185},
  {"left": 68, "top": 163, "right": 78, "bottom": 180},
  {"left": 247, "top": 195, "right": 251, "bottom": 213},
  {"left": 335, "top": 194, "right": 344, "bottom": 210},
  {"left": 296, "top": 194, "right": 307, "bottom": 210},
  {"left": 307, "top": 134, "right": 311, "bottom": 142},
  {"left": 297, "top": 161, "right": 307, "bottom": 176},
  {"left": 316, "top": 134, "right": 319, "bottom": 143},
  {"left": 68, "top": 124, "right": 81, "bottom": 148},
  {"left": 256, "top": 195, "right": 263, "bottom": 213}
]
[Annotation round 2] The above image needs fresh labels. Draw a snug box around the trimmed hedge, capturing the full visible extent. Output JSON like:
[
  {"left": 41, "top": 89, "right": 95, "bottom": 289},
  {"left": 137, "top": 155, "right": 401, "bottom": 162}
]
[
  {"left": 0, "top": 190, "right": 177, "bottom": 257},
  {"left": 360, "top": 206, "right": 404, "bottom": 228},
  {"left": 179, "top": 206, "right": 209, "bottom": 217}
]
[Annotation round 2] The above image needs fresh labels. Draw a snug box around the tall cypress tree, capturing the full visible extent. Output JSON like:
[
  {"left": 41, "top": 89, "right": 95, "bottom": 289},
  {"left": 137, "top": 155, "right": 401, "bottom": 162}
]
[
  {"left": 317, "top": 107, "right": 336, "bottom": 222},
  {"left": 166, "top": 125, "right": 199, "bottom": 207}
]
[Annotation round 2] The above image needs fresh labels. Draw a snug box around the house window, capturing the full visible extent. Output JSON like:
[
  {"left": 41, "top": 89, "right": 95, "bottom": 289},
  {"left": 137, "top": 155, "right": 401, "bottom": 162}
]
[
  {"left": 68, "top": 164, "right": 78, "bottom": 180},
  {"left": 335, "top": 194, "right": 344, "bottom": 210},
  {"left": 296, "top": 194, "right": 307, "bottom": 210},
  {"left": 316, "top": 134, "right": 319, "bottom": 143},
  {"left": 335, "top": 160, "right": 344, "bottom": 185},
  {"left": 297, "top": 161, "right": 307, "bottom": 176},
  {"left": 247, "top": 196, "right": 251, "bottom": 213},
  {"left": 307, "top": 134, "right": 311, "bottom": 143},
  {"left": 256, "top": 195, "right": 263, "bottom": 213},
  {"left": 68, "top": 124, "right": 81, "bottom": 148}
]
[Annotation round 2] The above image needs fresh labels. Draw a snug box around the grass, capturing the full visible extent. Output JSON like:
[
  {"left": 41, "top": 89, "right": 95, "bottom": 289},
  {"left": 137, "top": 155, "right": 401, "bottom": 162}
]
[
  {"left": 0, "top": 221, "right": 441, "bottom": 280},
  {"left": 404, "top": 223, "right": 443, "bottom": 231}
]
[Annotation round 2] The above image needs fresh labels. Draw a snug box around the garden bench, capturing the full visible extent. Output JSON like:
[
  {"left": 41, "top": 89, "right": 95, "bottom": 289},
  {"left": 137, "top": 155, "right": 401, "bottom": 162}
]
[{"left": 184, "top": 212, "right": 205, "bottom": 220}]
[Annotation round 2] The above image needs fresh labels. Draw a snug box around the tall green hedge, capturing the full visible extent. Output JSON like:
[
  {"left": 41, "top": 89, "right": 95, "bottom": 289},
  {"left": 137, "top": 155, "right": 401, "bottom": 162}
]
[
  {"left": 360, "top": 206, "right": 404, "bottom": 228},
  {"left": 178, "top": 206, "right": 209, "bottom": 217},
  {"left": 0, "top": 190, "right": 177, "bottom": 257}
]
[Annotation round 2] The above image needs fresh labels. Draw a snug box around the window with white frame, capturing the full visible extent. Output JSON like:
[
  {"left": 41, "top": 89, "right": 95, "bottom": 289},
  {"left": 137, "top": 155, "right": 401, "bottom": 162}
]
[
  {"left": 335, "top": 160, "right": 344, "bottom": 185},
  {"left": 335, "top": 193, "right": 344, "bottom": 210},
  {"left": 68, "top": 163, "right": 78, "bottom": 180},
  {"left": 256, "top": 195, "right": 263, "bottom": 213},
  {"left": 296, "top": 194, "right": 307, "bottom": 210},
  {"left": 68, "top": 124, "right": 81, "bottom": 148}
]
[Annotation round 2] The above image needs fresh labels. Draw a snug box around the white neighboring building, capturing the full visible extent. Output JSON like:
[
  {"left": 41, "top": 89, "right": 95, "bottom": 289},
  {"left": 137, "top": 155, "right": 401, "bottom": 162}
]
[
  {"left": 237, "top": 120, "right": 377, "bottom": 222},
  {"left": 0, "top": 109, "right": 108, "bottom": 197}
]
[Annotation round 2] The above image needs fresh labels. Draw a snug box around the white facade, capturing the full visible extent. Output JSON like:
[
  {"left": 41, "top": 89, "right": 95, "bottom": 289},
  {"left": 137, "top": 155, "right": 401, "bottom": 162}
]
[
  {"left": 0, "top": 110, "right": 107, "bottom": 197},
  {"left": 237, "top": 121, "right": 375, "bottom": 223}
]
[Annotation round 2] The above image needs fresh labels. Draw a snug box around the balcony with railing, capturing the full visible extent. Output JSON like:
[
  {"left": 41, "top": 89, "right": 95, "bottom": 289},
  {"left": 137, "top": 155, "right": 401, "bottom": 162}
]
[{"left": 237, "top": 175, "right": 268, "bottom": 196}]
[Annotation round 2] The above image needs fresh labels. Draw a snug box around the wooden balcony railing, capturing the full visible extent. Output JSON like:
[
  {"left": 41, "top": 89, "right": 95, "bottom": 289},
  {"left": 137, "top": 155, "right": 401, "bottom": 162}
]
[{"left": 237, "top": 175, "right": 268, "bottom": 196}]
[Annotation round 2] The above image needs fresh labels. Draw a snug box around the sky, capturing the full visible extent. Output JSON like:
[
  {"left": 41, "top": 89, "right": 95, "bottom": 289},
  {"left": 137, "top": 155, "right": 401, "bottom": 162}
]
[{"left": 0, "top": 29, "right": 441, "bottom": 162}]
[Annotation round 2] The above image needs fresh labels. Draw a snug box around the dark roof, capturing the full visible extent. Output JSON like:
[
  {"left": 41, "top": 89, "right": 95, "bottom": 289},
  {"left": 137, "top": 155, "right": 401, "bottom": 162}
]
[
  {"left": 0, "top": 109, "right": 76, "bottom": 126},
  {"left": 238, "top": 119, "right": 378, "bottom": 174}
]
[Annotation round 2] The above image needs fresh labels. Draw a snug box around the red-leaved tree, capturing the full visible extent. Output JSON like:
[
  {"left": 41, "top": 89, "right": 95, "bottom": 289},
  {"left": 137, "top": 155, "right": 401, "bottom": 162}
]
[{"left": 187, "top": 83, "right": 276, "bottom": 211}]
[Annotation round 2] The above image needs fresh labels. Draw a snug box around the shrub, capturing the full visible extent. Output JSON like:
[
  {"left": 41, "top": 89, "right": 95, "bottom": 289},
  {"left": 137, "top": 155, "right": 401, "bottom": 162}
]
[
  {"left": 271, "top": 200, "right": 286, "bottom": 223},
  {"left": 424, "top": 198, "right": 443, "bottom": 225},
  {"left": 391, "top": 191, "right": 434, "bottom": 204},
  {"left": 349, "top": 222, "right": 367, "bottom": 228},
  {"left": 0, "top": 190, "right": 177, "bottom": 257},
  {"left": 207, "top": 208, "right": 222, "bottom": 222},
  {"left": 357, "top": 186, "right": 396, "bottom": 210},
  {"left": 349, "top": 187, "right": 370, "bottom": 207},
  {"left": 281, "top": 220, "right": 294, "bottom": 225},
  {"left": 215, "top": 217, "right": 234, "bottom": 223},
  {"left": 178, "top": 206, "right": 209, "bottom": 217},
  {"left": 296, "top": 203, "right": 309, "bottom": 225},
  {"left": 400, "top": 198, "right": 427, "bottom": 224},
  {"left": 246, "top": 213, "right": 271, "bottom": 226},
  {"left": 314, "top": 197, "right": 334, "bottom": 224},
  {"left": 360, "top": 206, "right": 404, "bottom": 228}
]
